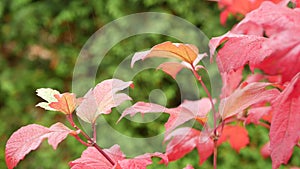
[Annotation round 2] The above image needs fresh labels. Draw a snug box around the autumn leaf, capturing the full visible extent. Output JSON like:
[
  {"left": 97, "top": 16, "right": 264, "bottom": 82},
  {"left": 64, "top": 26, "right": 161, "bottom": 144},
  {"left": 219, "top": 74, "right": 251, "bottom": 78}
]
[
  {"left": 70, "top": 144, "right": 167, "bottom": 169},
  {"left": 209, "top": 31, "right": 272, "bottom": 73},
  {"left": 36, "top": 88, "right": 60, "bottom": 111},
  {"left": 70, "top": 145, "right": 125, "bottom": 169},
  {"left": 217, "top": 125, "right": 249, "bottom": 152},
  {"left": 49, "top": 93, "right": 77, "bottom": 114},
  {"left": 163, "top": 127, "right": 214, "bottom": 165},
  {"left": 217, "top": 0, "right": 282, "bottom": 25},
  {"left": 245, "top": 106, "right": 272, "bottom": 124},
  {"left": 183, "top": 164, "right": 194, "bottom": 169},
  {"left": 234, "top": 1, "right": 300, "bottom": 36},
  {"left": 119, "top": 98, "right": 212, "bottom": 134},
  {"left": 115, "top": 152, "right": 168, "bottom": 169},
  {"left": 5, "top": 123, "right": 73, "bottom": 169},
  {"left": 76, "top": 79, "right": 132, "bottom": 123},
  {"left": 215, "top": 2, "right": 300, "bottom": 83},
  {"left": 131, "top": 41, "right": 207, "bottom": 79},
  {"left": 219, "top": 82, "right": 279, "bottom": 119},
  {"left": 36, "top": 88, "right": 78, "bottom": 114},
  {"left": 270, "top": 73, "right": 300, "bottom": 169},
  {"left": 220, "top": 67, "right": 243, "bottom": 98}
]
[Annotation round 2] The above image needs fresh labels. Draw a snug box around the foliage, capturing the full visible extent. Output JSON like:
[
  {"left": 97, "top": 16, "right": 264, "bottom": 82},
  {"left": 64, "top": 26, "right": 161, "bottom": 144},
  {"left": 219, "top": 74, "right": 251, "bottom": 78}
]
[
  {"left": 3, "top": 0, "right": 300, "bottom": 169},
  {"left": 1, "top": 1, "right": 226, "bottom": 168}
]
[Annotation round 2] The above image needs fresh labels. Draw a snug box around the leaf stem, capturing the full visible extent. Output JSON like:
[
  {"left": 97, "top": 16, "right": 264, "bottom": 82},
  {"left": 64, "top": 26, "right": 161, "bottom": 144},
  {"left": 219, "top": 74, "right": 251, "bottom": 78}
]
[
  {"left": 92, "top": 122, "right": 97, "bottom": 142},
  {"left": 191, "top": 66, "right": 218, "bottom": 132},
  {"left": 191, "top": 65, "right": 219, "bottom": 169},
  {"left": 66, "top": 114, "right": 115, "bottom": 166},
  {"left": 213, "top": 140, "right": 218, "bottom": 169}
]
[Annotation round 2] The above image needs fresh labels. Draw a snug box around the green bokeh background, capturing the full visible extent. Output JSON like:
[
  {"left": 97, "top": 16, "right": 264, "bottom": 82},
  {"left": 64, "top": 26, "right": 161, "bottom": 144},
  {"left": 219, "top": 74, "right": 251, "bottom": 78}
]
[{"left": 1, "top": 0, "right": 299, "bottom": 168}]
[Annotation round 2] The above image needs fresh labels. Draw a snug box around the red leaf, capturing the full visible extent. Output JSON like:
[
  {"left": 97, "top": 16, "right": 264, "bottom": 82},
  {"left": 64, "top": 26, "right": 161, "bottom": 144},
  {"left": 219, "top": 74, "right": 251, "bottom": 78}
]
[
  {"left": 256, "top": 28, "right": 300, "bottom": 83},
  {"left": 5, "top": 123, "right": 72, "bottom": 169},
  {"left": 164, "top": 127, "right": 201, "bottom": 162},
  {"left": 49, "top": 93, "right": 77, "bottom": 114},
  {"left": 234, "top": 1, "right": 300, "bottom": 36},
  {"left": 217, "top": 125, "right": 249, "bottom": 152},
  {"left": 76, "top": 79, "right": 132, "bottom": 123},
  {"left": 115, "top": 152, "right": 168, "bottom": 169},
  {"left": 219, "top": 82, "right": 279, "bottom": 119},
  {"left": 220, "top": 67, "right": 243, "bottom": 98},
  {"left": 196, "top": 135, "right": 214, "bottom": 165},
  {"left": 164, "top": 127, "right": 214, "bottom": 165},
  {"left": 217, "top": 0, "right": 282, "bottom": 25},
  {"left": 210, "top": 32, "right": 272, "bottom": 73},
  {"left": 119, "top": 99, "right": 212, "bottom": 134},
  {"left": 270, "top": 73, "right": 300, "bottom": 169}
]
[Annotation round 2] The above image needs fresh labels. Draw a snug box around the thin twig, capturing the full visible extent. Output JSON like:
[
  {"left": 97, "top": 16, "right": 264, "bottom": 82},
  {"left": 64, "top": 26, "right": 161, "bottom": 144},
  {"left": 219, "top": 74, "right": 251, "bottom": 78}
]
[
  {"left": 66, "top": 114, "right": 115, "bottom": 166},
  {"left": 191, "top": 65, "right": 219, "bottom": 169}
]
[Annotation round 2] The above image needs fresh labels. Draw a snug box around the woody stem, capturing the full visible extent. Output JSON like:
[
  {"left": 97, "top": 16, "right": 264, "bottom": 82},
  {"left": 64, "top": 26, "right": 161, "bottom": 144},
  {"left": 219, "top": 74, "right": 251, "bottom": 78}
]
[{"left": 66, "top": 114, "right": 115, "bottom": 166}]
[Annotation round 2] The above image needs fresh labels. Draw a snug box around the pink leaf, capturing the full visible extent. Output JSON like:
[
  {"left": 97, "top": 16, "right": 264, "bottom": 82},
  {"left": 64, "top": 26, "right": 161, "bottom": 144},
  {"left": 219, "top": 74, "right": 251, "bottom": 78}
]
[
  {"left": 183, "top": 164, "right": 194, "bottom": 169},
  {"left": 217, "top": 125, "right": 249, "bottom": 152},
  {"left": 157, "top": 62, "right": 186, "bottom": 79},
  {"left": 245, "top": 106, "right": 272, "bottom": 124},
  {"left": 70, "top": 145, "right": 125, "bottom": 169},
  {"left": 234, "top": 1, "right": 300, "bottom": 36},
  {"left": 115, "top": 152, "right": 168, "bottom": 169},
  {"left": 261, "top": 142, "right": 270, "bottom": 158},
  {"left": 119, "top": 99, "right": 212, "bottom": 134},
  {"left": 217, "top": 0, "right": 283, "bottom": 25},
  {"left": 164, "top": 127, "right": 214, "bottom": 165},
  {"left": 220, "top": 67, "right": 243, "bottom": 98},
  {"left": 165, "top": 99, "right": 212, "bottom": 134},
  {"left": 257, "top": 28, "right": 300, "bottom": 83},
  {"left": 196, "top": 135, "right": 214, "bottom": 164},
  {"left": 117, "top": 102, "right": 167, "bottom": 123},
  {"left": 5, "top": 123, "right": 72, "bottom": 169},
  {"left": 213, "top": 33, "right": 272, "bottom": 73},
  {"left": 5, "top": 124, "right": 50, "bottom": 169},
  {"left": 76, "top": 79, "right": 132, "bottom": 123},
  {"left": 219, "top": 82, "right": 279, "bottom": 119},
  {"left": 164, "top": 127, "right": 200, "bottom": 163},
  {"left": 270, "top": 73, "right": 300, "bottom": 169},
  {"left": 48, "top": 122, "right": 73, "bottom": 149}
]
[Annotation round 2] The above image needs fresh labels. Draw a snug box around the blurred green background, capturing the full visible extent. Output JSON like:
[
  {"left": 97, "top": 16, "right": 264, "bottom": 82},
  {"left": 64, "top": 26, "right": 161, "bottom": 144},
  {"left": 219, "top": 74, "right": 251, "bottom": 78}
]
[{"left": 1, "top": 0, "right": 299, "bottom": 169}]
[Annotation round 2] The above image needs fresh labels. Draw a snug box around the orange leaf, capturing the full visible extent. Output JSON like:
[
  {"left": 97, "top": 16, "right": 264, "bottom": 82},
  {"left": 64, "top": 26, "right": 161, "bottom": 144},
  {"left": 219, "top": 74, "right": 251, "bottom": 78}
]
[
  {"left": 131, "top": 41, "right": 199, "bottom": 67},
  {"left": 49, "top": 93, "right": 77, "bottom": 115}
]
